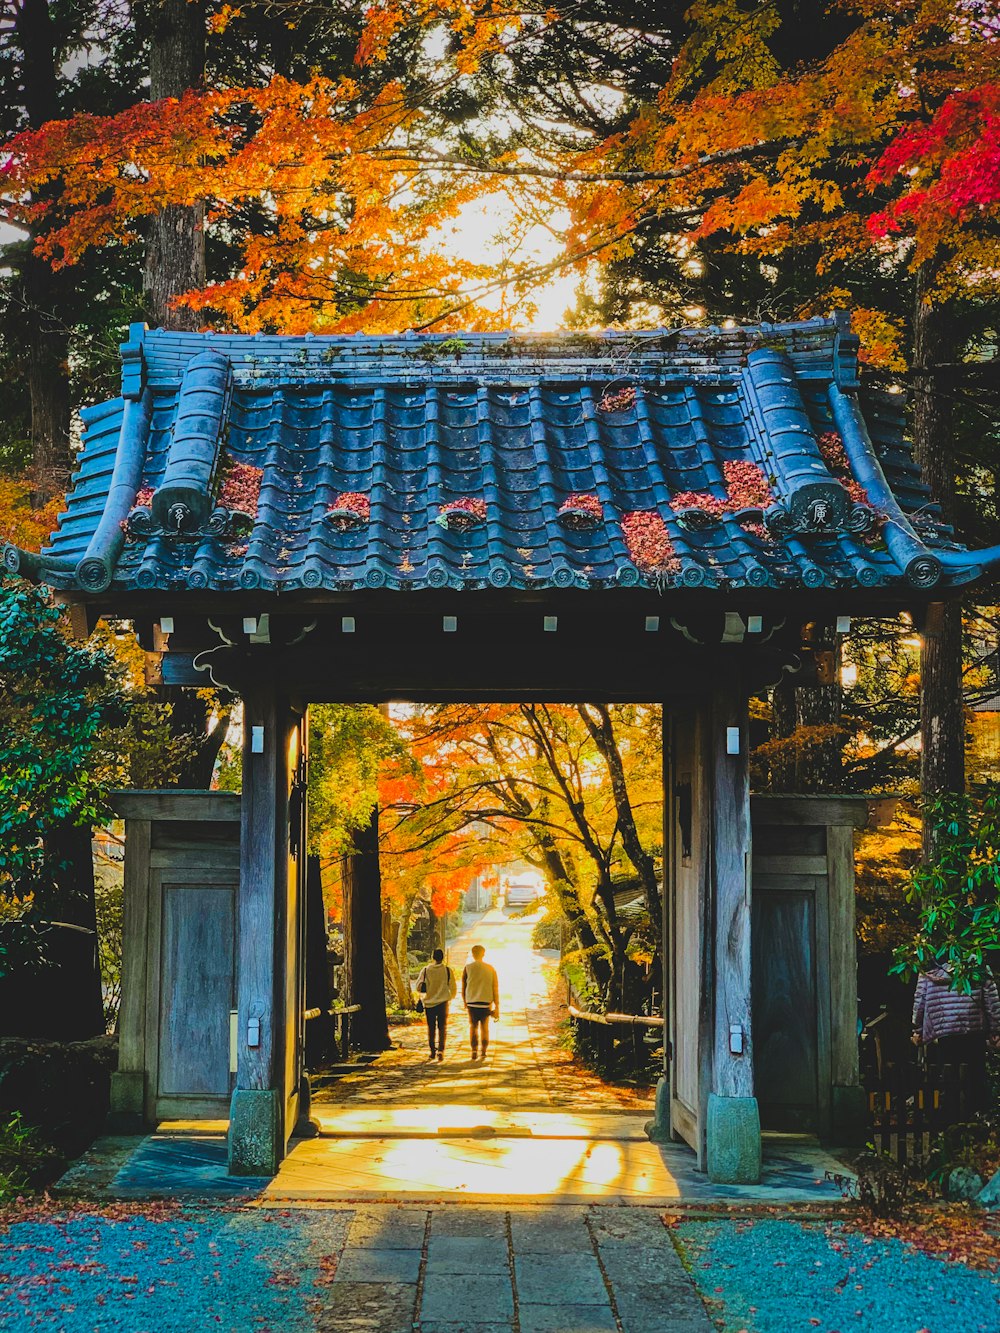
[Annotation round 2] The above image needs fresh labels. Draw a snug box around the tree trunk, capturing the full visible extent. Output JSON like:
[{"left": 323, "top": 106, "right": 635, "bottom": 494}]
[
  {"left": 394, "top": 897, "right": 416, "bottom": 1009},
  {"left": 341, "top": 807, "right": 390, "bottom": 1051},
  {"left": 42, "top": 821, "right": 106, "bottom": 1038},
  {"left": 912, "top": 265, "right": 964, "bottom": 850},
  {"left": 145, "top": 0, "right": 206, "bottom": 329},
  {"left": 303, "top": 855, "right": 335, "bottom": 1066},
  {"left": 160, "top": 686, "right": 231, "bottom": 787},
  {"left": 535, "top": 839, "right": 612, "bottom": 997},
  {"left": 578, "top": 704, "right": 662, "bottom": 924},
  {"left": 15, "top": 0, "right": 72, "bottom": 501},
  {"left": 769, "top": 626, "right": 843, "bottom": 791}
]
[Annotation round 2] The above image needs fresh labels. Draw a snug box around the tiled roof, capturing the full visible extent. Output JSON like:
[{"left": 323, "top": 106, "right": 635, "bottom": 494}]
[{"left": 4, "top": 315, "right": 992, "bottom": 598}]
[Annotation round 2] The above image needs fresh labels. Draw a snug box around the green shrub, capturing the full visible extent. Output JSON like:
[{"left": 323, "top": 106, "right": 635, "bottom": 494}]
[
  {"left": 95, "top": 878, "right": 124, "bottom": 1032},
  {"left": 0, "top": 1035, "right": 116, "bottom": 1159},
  {"left": 0, "top": 1112, "right": 59, "bottom": 1198},
  {"left": 829, "top": 1150, "right": 916, "bottom": 1219},
  {"left": 531, "top": 911, "right": 563, "bottom": 951},
  {"left": 922, "top": 1119, "right": 1000, "bottom": 1188}
]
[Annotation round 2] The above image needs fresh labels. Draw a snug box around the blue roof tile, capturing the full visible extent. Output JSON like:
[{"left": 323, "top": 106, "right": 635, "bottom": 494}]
[{"left": 5, "top": 315, "right": 992, "bottom": 598}]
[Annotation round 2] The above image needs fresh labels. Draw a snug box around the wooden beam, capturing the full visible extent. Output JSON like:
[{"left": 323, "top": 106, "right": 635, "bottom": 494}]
[
  {"left": 750, "top": 795, "right": 869, "bottom": 828},
  {"left": 111, "top": 790, "right": 241, "bottom": 822},
  {"left": 710, "top": 682, "right": 753, "bottom": 1102},
  {"left": 827, "top": 823, "right": 861, "bottom": 1093}
]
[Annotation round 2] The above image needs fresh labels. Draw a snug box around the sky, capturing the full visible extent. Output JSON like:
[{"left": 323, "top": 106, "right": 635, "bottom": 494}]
[{"left": 441, "top": 194, "right": 582, "bottom": 332}]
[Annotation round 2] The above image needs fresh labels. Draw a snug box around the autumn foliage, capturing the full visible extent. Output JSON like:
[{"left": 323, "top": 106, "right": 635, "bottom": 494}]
[{"left": 4, "top": 2, "right": 997, "bottom": 346}]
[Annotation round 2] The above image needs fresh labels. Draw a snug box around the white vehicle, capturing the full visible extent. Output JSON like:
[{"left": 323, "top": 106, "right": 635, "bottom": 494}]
[{"left": 505, "top": 877, "right": 542, "bottom": 908}]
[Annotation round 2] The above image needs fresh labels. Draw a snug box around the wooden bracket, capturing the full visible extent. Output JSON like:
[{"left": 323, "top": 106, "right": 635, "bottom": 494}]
[
  {"left": 144, "top": 651, "right": 163, "bottom": 686},
  {"left": 53, "top": 596, "right": 92, "bottom": 640}
]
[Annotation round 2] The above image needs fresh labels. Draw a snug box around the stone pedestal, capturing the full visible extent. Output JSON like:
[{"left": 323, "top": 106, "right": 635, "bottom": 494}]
[
  {"left": 644, "top": 1075, "right": 673, "bottom": 1143},
  {"left": 706, "top": 1092, "right": 761, "bottom": 1184},
  {"left": 228, "top": 1088, "right": 282, "bottom": 1176},
  {"left": 831, "top": 1083, "right": 868, "bottom": 1147},
  {"left": 107, "top": 1069, "right": 146, "bottom": 1135}
]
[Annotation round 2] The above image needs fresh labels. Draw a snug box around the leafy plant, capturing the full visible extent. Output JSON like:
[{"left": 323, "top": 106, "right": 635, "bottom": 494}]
[
  {"left": 829, "top": 1150, "right": 916, "bottom": 1220},
  {"left": 532, "top": 909, "right": 564, "bottom": 952},
  {"left": 0, "top": 582, "right": 126, "bottom": 892},
  {"left": 0, "top": 1112, "right": 58, "bottom": 1199},
  {"left": 95, "top": 877, "right": 124, "bottom": 1032},
  {"left": 891, "top": 786, "right": 1000, "bottom": 993},
  {"left": 921, "top": 1120, "right": 1000, "bottom": 1189}
]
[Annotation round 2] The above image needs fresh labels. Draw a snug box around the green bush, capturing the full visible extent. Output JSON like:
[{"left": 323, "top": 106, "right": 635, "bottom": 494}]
[
  {"left": 0, "top": 1112, "right": 59, "bottom": 1199},
  {"left": 0, "top": 1035, "right": 117, "bottom": 1160},
  {"left": 531, "top": 911, "right": 563, "bottom": 951},
  {"left": 921, "top": 1119, "right": 1000, "bottom": 1188},
  {"left": 830, "top": 1150, "right": 916, "bottom": 1219},
  {"left": 95, "top": 878, "right": 124, "bottom": 1032}
]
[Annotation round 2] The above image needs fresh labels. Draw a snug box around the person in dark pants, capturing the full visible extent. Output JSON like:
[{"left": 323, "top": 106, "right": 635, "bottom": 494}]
[
  {"left": 416, "top": 948, "right": 457, "bottom": 1061},
  {"left": 462, "top": 944, "right": 500, "bottom": 1060}
]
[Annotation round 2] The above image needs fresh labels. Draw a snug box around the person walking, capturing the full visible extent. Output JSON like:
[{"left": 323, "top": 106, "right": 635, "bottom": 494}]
[
  {"left": 462, "top": 944, "right": 500, "bottom": 1060},
  {"left": 416, "top": 948, "right": 457, "bottom": 1062}
]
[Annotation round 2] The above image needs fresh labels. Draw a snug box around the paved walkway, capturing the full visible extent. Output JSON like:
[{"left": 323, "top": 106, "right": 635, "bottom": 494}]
[
  {"left": 312, "top": 905, "right": 652, "bottom": 1111},
  {"left": 315, "top": 1203, "right": 712, "bottom": 1333}
]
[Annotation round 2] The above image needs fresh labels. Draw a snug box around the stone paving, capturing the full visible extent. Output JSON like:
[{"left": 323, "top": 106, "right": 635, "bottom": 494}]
[{"left": 319, "top": 1204, "right": 713, "bottom": 1333}]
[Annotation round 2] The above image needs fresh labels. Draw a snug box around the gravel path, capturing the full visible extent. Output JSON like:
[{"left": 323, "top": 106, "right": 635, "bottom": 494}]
[{"left": 674, "top": 1216, "right": 1000, "bottom": 1333}]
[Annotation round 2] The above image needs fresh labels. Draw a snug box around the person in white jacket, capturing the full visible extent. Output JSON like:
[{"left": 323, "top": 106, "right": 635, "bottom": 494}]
[
  {"left": 462, "top": 944, "right": 500, "bottom": 1060},
  {"left": 416, "top": 948, "right": 457, "bottom": 1061}
]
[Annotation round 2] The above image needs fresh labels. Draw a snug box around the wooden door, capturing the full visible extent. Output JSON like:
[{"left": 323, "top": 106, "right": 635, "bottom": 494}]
[
  {"left": 147, "top": 867, "right": 237, "bottom": 1120},
  {"left": 669, "top": 707, "right": 710, "bottom": 1163},
  {"left": 750, "top": 820, "right": 830, "bottom": 1133}
]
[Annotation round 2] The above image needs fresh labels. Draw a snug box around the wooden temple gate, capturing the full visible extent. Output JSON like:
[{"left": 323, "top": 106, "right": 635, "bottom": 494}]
[{"left": 7, "top": 316, "right": 994, "bottom": 1182}]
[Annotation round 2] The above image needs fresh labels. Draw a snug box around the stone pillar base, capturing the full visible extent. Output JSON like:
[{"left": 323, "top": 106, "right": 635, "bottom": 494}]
[
  {"left": 293, "top": 1073, "right": 321, "bottom": 1139},
  {"left": 107, "top": 1070, "right": 147, "bottom": 1135},
  {"left": 707, "top": 1093, "right": 761, "bottom": 1184},
  {"left": 831, "top": 1083, "right": 868, "bottom": 1148},
  {"left": 228, "top": 1089, "right": 282, "bottom": 1176},
  {"left": 645, "top": 1075, "right": 673, "bottom": 1143}
]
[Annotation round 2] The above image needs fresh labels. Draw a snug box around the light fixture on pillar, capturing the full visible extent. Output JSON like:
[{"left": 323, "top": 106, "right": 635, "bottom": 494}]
[
  {"left": 341, "top": 616, "right": 356, "bottom": 633},
  {"left": 243, "top": 616, "right": 257, "bottom": 635},
  {"left": 836, "top": 615, "right": 852, "bottom": 634},
  {"left": 645, "top": 616, "right": 660, "bottom": 632},
  {"left": 251, "top": 725, "right": 265, "bottom": 754},
  {"left": 726, "top": 726, "right": 740, "bottom": 755},
  {"left": 747, "top": 615, "right": 763, "bottom": 634},
  {"left": 543, "top": 615, "right": 558, "bottom": 632},
  {"left": 443, "top": 615, "right": 457, "bottom": 633},
  {"left": 159, "top": 616, "right": 175, "bottom": 635}
]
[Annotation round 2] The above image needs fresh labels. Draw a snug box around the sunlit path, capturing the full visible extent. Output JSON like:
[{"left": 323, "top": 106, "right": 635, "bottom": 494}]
[
  {"left": 312, "top": 904, "right": 651, "bottom": 1114},
  {"left": 116, "top": 909, "right": 848, "bottom": 1203}
]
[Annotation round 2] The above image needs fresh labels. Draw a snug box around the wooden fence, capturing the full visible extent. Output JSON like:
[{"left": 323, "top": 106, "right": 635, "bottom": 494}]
[{"left": 864, "top": 1057, "right": 980, "bottom": 1163}]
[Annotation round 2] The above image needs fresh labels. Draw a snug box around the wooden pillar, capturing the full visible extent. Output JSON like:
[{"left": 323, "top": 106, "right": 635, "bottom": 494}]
[
  {"left": 705, "top": 680, "right": 761, "bottom": 1183},
  {"left": 647, "top": 706, "right": 673, "bottom": 1143},
  {"left": 827, "top": 821, "right": 866, "bottom": 1142},
  {"left": 108, "top": 816, "right": 151, "bottom": 1131},
  {"left": 228, "top": 686, "right": 297, "bottom": 1176}
]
